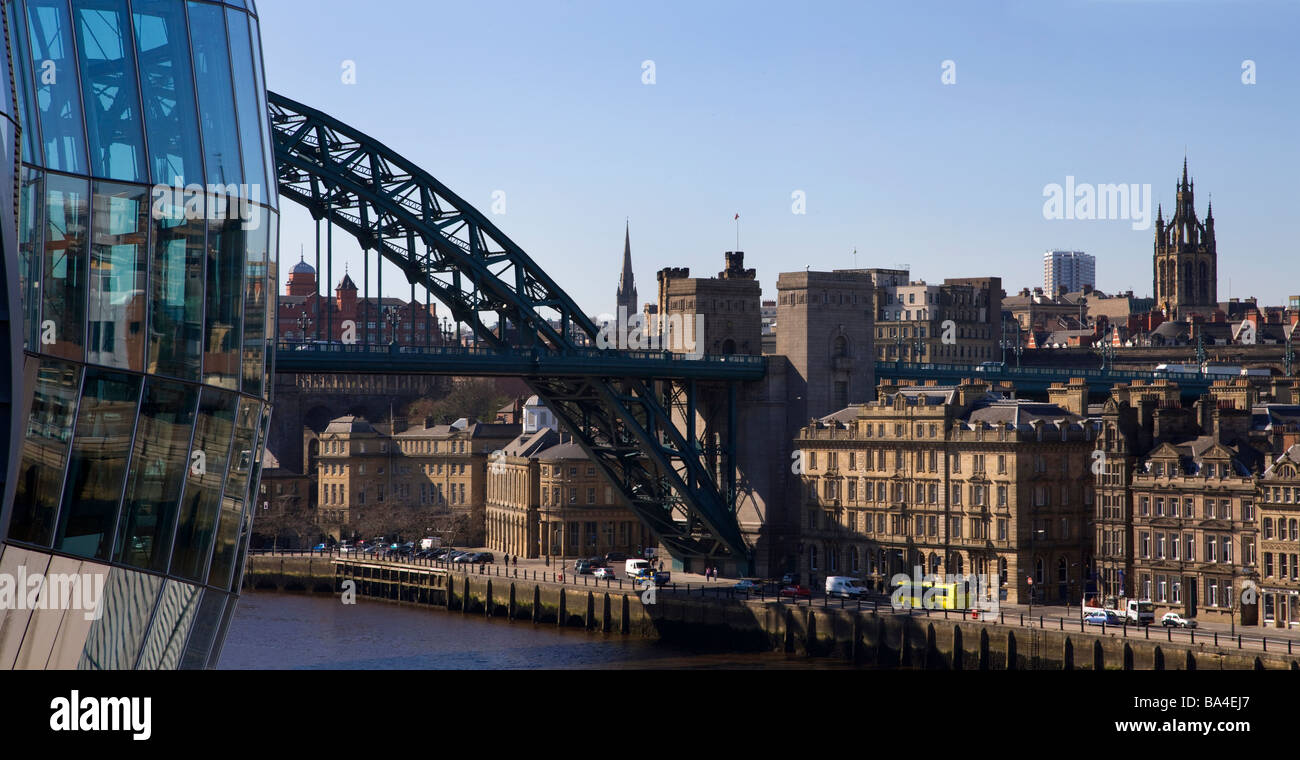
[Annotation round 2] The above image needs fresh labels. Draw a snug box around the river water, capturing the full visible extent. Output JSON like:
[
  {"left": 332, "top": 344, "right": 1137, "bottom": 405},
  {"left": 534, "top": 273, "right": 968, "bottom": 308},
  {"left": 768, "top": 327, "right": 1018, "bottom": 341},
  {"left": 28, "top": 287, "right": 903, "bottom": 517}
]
[{"left": 217, "top": 592, "right": 856, "bottom": 669}]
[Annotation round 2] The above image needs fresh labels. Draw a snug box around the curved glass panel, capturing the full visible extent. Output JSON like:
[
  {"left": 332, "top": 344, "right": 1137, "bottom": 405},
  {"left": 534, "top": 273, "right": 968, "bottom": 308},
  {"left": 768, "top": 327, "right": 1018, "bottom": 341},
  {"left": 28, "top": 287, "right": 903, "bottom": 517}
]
[
  {"left": 136, "top": 579, "right": 200, "bottom": 670},
  {"left": 145, "top": 196, "right": 203, "bottom": 381},
  {"left": 169, "top": 386, "right": 237, "bottom": 582},
  {"left": 18, "top": 168, "right": 44, "bottom": 351},
  {"left": 73, "top": 0, "right": 147, "bottom": 182},
  {"left": 115, "top": 378, "right": 199, "bottom": 571},
  {"left": 10, "top": 358, "right": 81, "bottom": 546},
  {"left": 240, "top": 204, "right": 266, "bottom": 396},
  {"left": 26, "top": 0, "right": 89, "bottom": 174},
  {"left": 87, "top": 181, "right": 147, "bottom": 369},
  {"left": 203, "top": 212, "right": 243, "bottom": 390},
  {"left": 54, "top": 366, "right": 141, "bottom": 559},
  {"left": 132, "top": 0, "right": 204, "bottom": 187},
  {"left": 40, "top": 173, "right": 89, "bottom": 362},
  {"left": 186, "top": 1, "right": 241, "bottom": 186},
  {"left": 6, "top": 0, "right": 40, "bottom": 163},
  {"left": 225, "top": 7, "right": 266, "bottom": 203}
]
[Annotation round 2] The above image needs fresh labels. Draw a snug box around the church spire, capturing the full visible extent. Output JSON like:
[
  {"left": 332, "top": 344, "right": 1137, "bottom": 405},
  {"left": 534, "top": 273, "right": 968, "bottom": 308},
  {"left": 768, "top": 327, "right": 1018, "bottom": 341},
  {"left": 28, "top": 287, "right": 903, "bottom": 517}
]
[{"left": 615, "top": 220, "right": 637, "bottom": 320}]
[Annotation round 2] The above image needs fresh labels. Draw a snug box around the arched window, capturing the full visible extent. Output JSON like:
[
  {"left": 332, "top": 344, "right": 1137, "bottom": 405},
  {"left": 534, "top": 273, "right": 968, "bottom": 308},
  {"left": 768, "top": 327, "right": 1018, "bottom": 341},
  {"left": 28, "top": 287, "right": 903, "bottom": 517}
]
[
  {"left": 809, "top": 545, "right": 818, "bottom": 570},
  {"left": 999, "top": 557, "right": 1008, "bottom": 585},
  {"left": 1035, "top": 557, "right": 1045, "bottom": 584},
  {"left": 1198, "top": 262, "right": 1209, "bottom": 302},
  {"left": 721, "top": 338, "right": 736, "bottom": 354},
  {"left": 929, "top": 552, "right": 940, "bottom": 575},
  {"left": 833, "top": 335, "right": 848, "bottom": 358},
  {"left": 1058, "top": 557, "right": 1068, "bottom": 583},
  {"left": 829, "top": 547, "right": 839, "bottom": 572},
  {"left": 850, "top": 546, "right": 859, "bottom": 572}
]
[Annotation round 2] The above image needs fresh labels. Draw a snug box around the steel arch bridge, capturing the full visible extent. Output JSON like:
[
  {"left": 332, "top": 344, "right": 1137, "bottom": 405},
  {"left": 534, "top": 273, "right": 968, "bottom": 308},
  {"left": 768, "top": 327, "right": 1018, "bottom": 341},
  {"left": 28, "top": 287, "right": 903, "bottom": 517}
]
[{"left": 267, "top": 92, "right": 761, "bottom": 565}]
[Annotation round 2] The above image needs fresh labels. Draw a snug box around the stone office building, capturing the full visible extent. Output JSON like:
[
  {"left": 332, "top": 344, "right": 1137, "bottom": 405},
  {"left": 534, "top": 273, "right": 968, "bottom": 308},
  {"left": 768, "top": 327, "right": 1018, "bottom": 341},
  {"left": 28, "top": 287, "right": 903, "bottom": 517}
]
[
  {"left": 1259, "top": 444, "right": 1300, "bottom": 628},
  {"left": 794, "top": 378, "right": 1095, "bottom": 604}
]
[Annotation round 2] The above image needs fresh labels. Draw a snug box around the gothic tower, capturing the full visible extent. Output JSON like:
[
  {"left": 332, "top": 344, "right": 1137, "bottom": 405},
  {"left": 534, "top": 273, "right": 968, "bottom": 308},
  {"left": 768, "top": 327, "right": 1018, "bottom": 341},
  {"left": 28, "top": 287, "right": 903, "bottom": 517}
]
[
  {"left": 1153, "top": 159, "right": 1217, "bottom": 319},
  {"left": 616, "top": 221, "right": 637, "bottom": 323}
]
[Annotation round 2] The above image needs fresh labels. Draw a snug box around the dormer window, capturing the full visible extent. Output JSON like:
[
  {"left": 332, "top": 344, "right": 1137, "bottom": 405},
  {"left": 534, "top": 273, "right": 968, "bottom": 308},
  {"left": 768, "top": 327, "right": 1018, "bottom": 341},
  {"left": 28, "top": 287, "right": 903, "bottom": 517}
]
[
  {"left": 1206, "top": 463, "right": 1215, "bottom": 478},
  {"left": 1153, "top": 462, "right": 1164, "bottom": 477}
]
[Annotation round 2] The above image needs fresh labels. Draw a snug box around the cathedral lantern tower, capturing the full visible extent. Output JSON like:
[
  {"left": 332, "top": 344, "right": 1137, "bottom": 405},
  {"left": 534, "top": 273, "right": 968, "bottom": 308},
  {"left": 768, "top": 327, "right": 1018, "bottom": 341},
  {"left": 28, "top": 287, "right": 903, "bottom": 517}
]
[{"left": 1154, "top": 159, "right": 1217, "bottom": 319}]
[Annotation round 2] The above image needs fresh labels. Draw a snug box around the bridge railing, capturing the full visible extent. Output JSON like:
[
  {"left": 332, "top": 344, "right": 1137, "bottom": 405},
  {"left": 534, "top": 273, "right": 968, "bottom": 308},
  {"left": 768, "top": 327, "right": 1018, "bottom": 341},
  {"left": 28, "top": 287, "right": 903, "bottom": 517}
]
[
  {"left": 275, "top": 340, "right": 767, "bottom": 367},
  {"left": 877, "top": 362, "right": 1217, "bottom": 384}
]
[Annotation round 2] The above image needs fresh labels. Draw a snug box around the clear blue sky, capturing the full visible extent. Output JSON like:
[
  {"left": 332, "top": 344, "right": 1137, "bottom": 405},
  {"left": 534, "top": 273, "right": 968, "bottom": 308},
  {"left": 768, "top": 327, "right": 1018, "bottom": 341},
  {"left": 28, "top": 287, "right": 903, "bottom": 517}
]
[{"left": 257, "top": 0, "right": 1300, "bottom": 315}]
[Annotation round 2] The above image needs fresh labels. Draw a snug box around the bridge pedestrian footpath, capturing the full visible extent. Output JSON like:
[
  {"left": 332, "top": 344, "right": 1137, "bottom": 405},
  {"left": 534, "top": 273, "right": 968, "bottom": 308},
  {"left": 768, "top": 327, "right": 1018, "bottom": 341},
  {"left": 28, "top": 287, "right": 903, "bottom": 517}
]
[{"left": 248, "top": 549, "right": 1300, "bottom": 659}]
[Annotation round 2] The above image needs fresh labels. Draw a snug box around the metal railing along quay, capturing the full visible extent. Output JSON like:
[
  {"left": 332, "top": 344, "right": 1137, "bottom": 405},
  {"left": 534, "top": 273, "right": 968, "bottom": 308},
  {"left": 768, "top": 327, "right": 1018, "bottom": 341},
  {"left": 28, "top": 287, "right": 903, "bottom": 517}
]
[{"left": 248, "top": 549, "right": 1300, "bottom": 656}]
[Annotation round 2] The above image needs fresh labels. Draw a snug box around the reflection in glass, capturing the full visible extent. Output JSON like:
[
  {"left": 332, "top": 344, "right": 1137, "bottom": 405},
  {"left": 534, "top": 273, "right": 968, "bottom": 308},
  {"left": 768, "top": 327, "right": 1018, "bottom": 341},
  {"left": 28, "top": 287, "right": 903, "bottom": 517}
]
[
  {"left": 146, "top": 198, "right": 203, "bottom": 381},
  {"left": 204, "top": 214, "right": 244, "bottom": 390},
  {"left": 137, "top": 579, "right": 200, "bottom": 670},
  {"left": 10, "top": 358, "right": 81, "bottom": 546},
  {"left": 207, "top": 495, "right": 243, "bottom": 591},
  {"left": 132, "top": 0, "right": 204, "bottom": 187},
  {"left": 247, "top": 14, "right": 276, "bottom": 208},
  {"left": 41, "top": 173, "right": 89, "bottom": 362},
  {"left": 79, "top": 566, "right": 163, "bottom": 670},
  {"left": 74, "top": 0, "right": 147, "bottom": 183},
  {"left": 116, "top": 379, "right": 198, "bottom": 571},
  {"left": 18, "top": 168, "right": 43, "bottom": 351},
  {"left": 225, "top": 7, "right": 267, "bottom": 199},
  {"left": 213, "top": 398, "right": 260, "bottom": 590},
  {"left": 186, "top": 1, "right": 241, "bottom": 186},
  {"left": 55, "top": 368, "right": 141, "bottom": 559},
  {"left": 26, "top": 0, "right": 88, "bottom": 173},
  {"left": 241, "top": 206, "right": 267, "bottom": 396},
  {"left": 169, "top": 387, "right": 236, "bottom": 582},
  {"left": 263, "top": 211, "right": 278, "bottom": 389},
  {"left": 179, "top": 589, "right": 225, "bottom": 669},
  {"left": 87, "top": 182, "right": 148, "bottom": 370},
  {"left": 8, "top": 0, "right": 40, "bottom": 164}
]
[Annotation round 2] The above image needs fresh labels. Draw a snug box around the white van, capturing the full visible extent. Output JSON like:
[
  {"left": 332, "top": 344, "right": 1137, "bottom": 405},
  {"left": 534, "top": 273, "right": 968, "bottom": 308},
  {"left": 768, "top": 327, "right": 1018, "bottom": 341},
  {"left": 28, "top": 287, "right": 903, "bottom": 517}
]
[
  {"left": 625, "top": 559, "right": 651, "bottom": 577},
  {"left": 825, "top": 576, "right": 867, "bottom": 598}
]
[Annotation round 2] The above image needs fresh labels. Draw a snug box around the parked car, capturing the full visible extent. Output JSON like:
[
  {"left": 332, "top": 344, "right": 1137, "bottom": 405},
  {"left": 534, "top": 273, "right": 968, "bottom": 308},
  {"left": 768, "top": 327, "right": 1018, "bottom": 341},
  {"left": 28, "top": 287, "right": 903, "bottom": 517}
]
[
  {"left": 450, "top": 551, "right": 472, "bottom": 563},
  {"left": 604, "top": 552, "right": 628, "bottom": 563},
  {"left": 574, "top": 559, "right": 593, "bottom": 574},
  {"left": 593, "top": 567, "right": 616, "bottom": 580},
  {"left": 1161, "top": 612, "right": 1198, "bottom": 628},
  {"left": 1084, "top": 612, "right": 1110, "bottom": 626},
  {"left": 779, "top": 585, "right": 812, "bottom": 599},
  {"left": 780, "top": 572, "right": 800, "bottom": 586},
  {"left": 732, "top": 579, "right": 763, "bottom": 594},
  {"left": 476, "top": 552, "right": 494, "bottom": 564}
]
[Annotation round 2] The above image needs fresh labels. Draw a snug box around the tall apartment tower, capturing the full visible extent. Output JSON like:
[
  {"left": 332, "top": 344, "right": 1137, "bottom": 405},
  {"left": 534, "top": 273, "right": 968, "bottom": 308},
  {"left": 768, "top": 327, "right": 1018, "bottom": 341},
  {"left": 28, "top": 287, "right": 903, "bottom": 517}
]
[
  {"left": 1153, "top": 159, "right": 1217, "bottom": 319},
  {"left": 776, "top": 270, "right": 875, "bottom": 420},
  {"left": 1043, "top": 250, "right": 1095, "bottom": 294}
]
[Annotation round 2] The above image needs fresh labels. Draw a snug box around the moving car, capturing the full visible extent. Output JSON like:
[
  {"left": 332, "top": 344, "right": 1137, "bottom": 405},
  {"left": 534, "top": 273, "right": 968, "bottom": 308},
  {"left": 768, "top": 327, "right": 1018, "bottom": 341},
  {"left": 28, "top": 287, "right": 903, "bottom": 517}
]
[
  {"left": 604, "top": 552, "right": 628, "bottom": 563},
  {"left": 625, "top": 559, "right": 651, "bottom": 577},
  {"left": 779, "top": 585, "right": 812, "bottom": 599},
  {"left": 574, "top": 559, "right": 593, "bottom": 574},
  {"left": 593, "top": 567, "right": 616, "bottom": 580},
  {"left": 1161, "top": 612, "right": 1198, "bottom": 628},
  {"left": 732, "top": 579, "right": 764, "bottom": 594},
  {"left": 1084, "top": 612, "right": 1110, "bottom": 626}
]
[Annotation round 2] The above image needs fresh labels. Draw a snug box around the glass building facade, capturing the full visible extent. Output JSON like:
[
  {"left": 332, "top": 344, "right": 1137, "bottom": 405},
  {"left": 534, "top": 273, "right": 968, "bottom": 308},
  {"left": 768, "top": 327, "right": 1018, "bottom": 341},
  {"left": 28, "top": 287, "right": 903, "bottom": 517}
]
[{"left": 0, "top": 0, "right": 277, "bottom": 669}]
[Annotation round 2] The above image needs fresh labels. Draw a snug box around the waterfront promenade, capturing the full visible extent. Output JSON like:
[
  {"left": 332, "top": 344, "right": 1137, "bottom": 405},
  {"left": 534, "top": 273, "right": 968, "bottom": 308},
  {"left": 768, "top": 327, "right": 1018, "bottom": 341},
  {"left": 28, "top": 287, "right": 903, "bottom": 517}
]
[{"left": 243, "top": 550, "right": 1300, "bottom": 669}]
